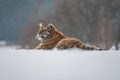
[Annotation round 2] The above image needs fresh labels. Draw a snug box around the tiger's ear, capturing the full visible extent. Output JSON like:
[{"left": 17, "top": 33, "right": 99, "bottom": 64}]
[
  {"left": 48, "top": 23, "right": 55, "bottom": 29},
  {"left": 39, "top": 23, "right": 42, "bottom": 27}
]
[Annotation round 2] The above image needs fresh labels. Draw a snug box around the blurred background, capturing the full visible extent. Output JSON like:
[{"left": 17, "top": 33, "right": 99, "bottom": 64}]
[{"left": 0, "top": 0, "right": 120, "bottom": 50}]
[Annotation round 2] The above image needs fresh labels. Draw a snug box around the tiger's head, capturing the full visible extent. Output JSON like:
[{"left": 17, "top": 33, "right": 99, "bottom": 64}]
[{"left": 35, "top": 23, "right": 55, "bottom": 41}]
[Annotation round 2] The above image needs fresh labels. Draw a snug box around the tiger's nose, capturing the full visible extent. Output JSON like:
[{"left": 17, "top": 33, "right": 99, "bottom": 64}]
[{"left": 38, "top": 31, "right": 43, "bottom": 35}]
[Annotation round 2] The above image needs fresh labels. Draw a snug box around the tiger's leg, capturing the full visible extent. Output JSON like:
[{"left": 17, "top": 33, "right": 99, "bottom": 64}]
[
  {"left": 35, "top": 45, "right": 45, "bottom": 50},
  {"left": 56, "top": 43, "right": 68, "bottom": 49},
  {"left": 56, "top": 40, "right": 80, "bottom": 49},
  {"left": 35, "top": 44, "right": 52, "bottom": 50}
]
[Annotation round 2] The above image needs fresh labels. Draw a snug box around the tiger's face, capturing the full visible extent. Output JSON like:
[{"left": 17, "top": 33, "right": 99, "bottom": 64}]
[{"left": 35, "top": 23, "right": 55, "bottom": 41}]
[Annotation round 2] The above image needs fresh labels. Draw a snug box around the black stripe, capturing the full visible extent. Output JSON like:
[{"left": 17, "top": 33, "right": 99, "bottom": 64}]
[{"left": 83, "top": 45, "right": 85, "bottom": 49}]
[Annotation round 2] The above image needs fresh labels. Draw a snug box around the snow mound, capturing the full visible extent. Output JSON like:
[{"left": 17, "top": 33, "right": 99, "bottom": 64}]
[{"left": 0, "top": 47, "right": 120, "bottom": 80}]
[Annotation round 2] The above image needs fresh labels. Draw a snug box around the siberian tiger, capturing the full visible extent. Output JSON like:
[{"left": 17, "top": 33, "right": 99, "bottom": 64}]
[{"left": 35, "top": 23, "right": 103, "bottom": 50}]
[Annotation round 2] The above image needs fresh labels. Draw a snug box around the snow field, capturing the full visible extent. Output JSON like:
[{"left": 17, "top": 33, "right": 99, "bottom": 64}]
[{"left": 0, "top": 47, "right": 120, "bottom": 80}]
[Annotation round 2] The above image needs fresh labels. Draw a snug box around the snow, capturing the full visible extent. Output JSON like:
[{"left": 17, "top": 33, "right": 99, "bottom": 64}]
[
  {"left": 0, "top": 47, "right": 120, "bottom": 80},
  {"left": 0, "top": 41, "right": 7, "bottom": 46}
]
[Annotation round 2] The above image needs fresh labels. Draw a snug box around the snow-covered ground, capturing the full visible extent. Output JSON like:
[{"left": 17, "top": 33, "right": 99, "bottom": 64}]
[{"left": 0, "top": 47, "right": 120, "bottom": 80}]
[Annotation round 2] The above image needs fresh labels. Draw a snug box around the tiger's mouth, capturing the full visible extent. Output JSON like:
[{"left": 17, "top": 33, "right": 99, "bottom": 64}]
[{"left": 35, "top": 34, "right": 43, "bottom": 41}]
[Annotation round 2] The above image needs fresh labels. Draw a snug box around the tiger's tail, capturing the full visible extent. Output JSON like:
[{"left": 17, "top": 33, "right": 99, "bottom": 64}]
[{"left": 78, "top": 44, "right": 103, "bottom": 50}]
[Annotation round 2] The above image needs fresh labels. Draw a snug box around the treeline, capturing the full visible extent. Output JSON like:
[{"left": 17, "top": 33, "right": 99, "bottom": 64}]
[{"left": 20, "top": 0, "right": 120, "bottom": 50}]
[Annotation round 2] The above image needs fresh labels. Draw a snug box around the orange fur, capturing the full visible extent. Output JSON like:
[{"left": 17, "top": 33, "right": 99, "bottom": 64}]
[{"left": 35, "top": 23, "right": 103, "bottom": 50}]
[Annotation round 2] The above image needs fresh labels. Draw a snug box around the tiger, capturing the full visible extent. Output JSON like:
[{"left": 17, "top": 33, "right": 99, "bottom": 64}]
[{"left": 35, "top": 23, "right": 103, "bottom": 50}]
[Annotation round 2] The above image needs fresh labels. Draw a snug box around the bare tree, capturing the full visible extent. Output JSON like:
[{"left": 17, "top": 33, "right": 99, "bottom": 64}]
[{"left": 51, "top": 0, "right": 114, "bottom": 49}]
